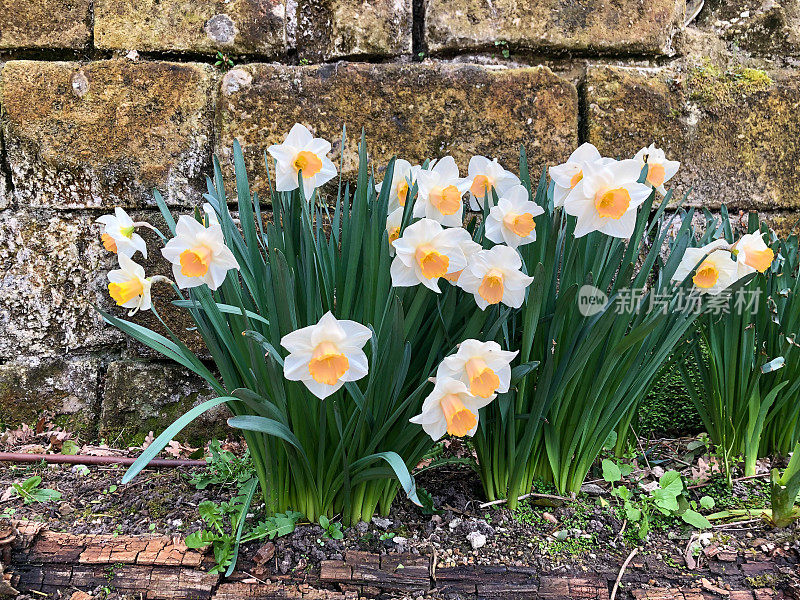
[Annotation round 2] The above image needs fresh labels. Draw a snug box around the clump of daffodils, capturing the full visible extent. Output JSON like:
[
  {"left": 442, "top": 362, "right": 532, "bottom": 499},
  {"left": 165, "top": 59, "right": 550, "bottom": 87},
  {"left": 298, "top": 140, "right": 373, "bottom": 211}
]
[{"left": 98, "top": 124, "right": 774, "bottom": 521}]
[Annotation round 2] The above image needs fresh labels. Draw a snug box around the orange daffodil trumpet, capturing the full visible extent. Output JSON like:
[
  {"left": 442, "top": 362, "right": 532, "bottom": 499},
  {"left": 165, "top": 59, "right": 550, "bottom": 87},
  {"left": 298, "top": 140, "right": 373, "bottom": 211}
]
[
  {"left": 96, "top": 207, "right": 148, "bottom": 258},
  {"left": 281, "top": 312, "right": 372, "bottom": 400},
  {"left": 436, "top": 340, "right": 517, "bottom": 399},
  {"left": 390, "top": 218, "right": 468, "bottom": 292},
  {"left": 485, "top": 184, "right": 544, "bottom": 248},
  {"left": 463, "top": 155, "right": 520, "bottom": 211},
  {"left": 563, "top": 159, "right": 653, "bottom": 239},
  {"left": 634, "top": 144, "right": 680, "bottom": 195},
  {"left": 415, "top": 156, "right": 468, "bottom": 227},
  {"left": 268, "top": 123, "right": 338, "bottom": 199},
  {"left": 161, "top": 215, "right": 240, "bottom": 290},
  {"left": 672, "top": 239, "right": 738, "bottom": 295},
  {"left": 107, "top": 254, "right": 154, "bottom": 316},
  {"left": 458, "top": 245, "right": 534, "bottom": 310},
  {"left": 409, "top": 377, "right": 494, "bottom": 440},
  {"left": 734, "top": 232, "right": 775, "bottom": 277}
]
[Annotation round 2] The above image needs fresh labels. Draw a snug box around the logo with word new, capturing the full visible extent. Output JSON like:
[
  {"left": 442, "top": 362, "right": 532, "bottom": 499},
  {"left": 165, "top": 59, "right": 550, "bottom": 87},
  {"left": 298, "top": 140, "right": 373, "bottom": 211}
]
[{"left": 577, "top": 285, "right": 608, "bottom": 317}]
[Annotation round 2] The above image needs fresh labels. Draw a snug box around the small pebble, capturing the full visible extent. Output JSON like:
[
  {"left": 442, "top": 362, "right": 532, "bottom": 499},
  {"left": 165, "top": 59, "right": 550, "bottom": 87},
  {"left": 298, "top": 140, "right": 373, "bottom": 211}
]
[{"left": 467, "top": 531, "right": 487, "bottom": 550}]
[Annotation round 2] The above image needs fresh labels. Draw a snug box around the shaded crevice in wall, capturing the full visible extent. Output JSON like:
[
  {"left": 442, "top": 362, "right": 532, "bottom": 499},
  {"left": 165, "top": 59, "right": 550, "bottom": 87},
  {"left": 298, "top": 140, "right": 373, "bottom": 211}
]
[
  {"left": 0, "top": 124, "right": 15, "bottom": 209},
  {"left": 577, "top": 76, "right": 589, "bottom": 146},
  {"left": 412, "top": 0, "right": 427, "bottom": 59}
]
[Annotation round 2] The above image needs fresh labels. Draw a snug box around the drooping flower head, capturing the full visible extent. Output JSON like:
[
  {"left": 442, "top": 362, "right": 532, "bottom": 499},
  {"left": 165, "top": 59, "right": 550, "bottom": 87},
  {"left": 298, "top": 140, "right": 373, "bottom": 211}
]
[
  {"left": 633, "top": 144, "right": 680, "bottom": 195},
  {"left": 733, "top": 232, "right": 775, "bottom": 277},
  {"left": 161, "top": 215, "right": 240, "bottom": 290},
  {"left": 549, "top": 143, "right": 607, "bottom": 208},
  {"left": 436, "top": 340, "right": 518, "bottom": 399},
  {"left": 415, "top": 156, "right": 468, "bottom": 227},
  {"left": 107, "top": 254, "right": 152, "bottom": 315},
  {"left": 390, "top": 218, "right": 468, "bottom": 292},
  {"left": 96, "top": 207, "right": 148, "bottom": 259},
  {"left": 563, "top": 159, "right": 652, "bottom": 239},
  {"left": 281, "top": 311, "right": 371, "bottom": 400},
  {"left": 376, "top": 159, "right": 422, "bottom": 212},
  {"left": 485, "top": 184, "right": 545, "bottom": 248},
  {"left": 463, "top": 155, "right": 520, "bottom": 211},
  {"left": 458, "top": 245, "right": 534, "bottom": 310},
  {"left": 672, "top": 239, "right": 739, "bottom": 295},
  {"left": 267, "top": 123, "right": 338, "bottom": 199},
  {"left": 409, "top": 377, "right": 494, "bottom": 440}
]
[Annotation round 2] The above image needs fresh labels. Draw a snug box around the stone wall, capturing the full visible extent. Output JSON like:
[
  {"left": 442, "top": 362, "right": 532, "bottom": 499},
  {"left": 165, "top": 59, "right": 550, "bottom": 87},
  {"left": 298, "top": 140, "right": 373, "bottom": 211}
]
[{"left": 0, "top": 0, "right": 798, "bottom": 441}]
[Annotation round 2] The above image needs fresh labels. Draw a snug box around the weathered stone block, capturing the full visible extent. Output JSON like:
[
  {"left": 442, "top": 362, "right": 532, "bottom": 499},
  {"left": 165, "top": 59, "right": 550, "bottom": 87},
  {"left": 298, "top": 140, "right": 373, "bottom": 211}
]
[
  {"left": 297, "top": 0, "right": 412, "bottom": 60},
  {"left": 94, "top": 0, "right": 286, "bottom": 57},
  {"left": 425, "top": 0, "right": 684, "bottom": 56},
  {"left": 1, "top": 60, "right": 215, "bottom": 209},
  {"left": 217, "top": 62, "right": 578, "bottom": 198},
  {"left": 100, "top": 360, "right": 227, "bottom": 442},
  {"left": 0, "top": 210, "right": 121, "bottom": 359},
  {"left": 0, "top": 355, "right": 100, "bottom": 430},
  {"left": 694, "top": 0, "right": 800, "bottom": 56},
  {"left": 0, "top": 206, "right": 211, "bottom": 361},
  {"left": 0, "top": 0, "right": 91, "bottom": 50},
  {"left": 585, "top": 64, "right": 800, "bottom": 210}
]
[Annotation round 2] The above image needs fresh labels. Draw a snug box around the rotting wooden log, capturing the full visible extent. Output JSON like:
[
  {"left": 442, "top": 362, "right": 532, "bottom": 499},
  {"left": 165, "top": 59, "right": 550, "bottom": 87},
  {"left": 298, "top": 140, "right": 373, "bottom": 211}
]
[{"left": 4, "top": 520, "right": 784, "bottom": 600}]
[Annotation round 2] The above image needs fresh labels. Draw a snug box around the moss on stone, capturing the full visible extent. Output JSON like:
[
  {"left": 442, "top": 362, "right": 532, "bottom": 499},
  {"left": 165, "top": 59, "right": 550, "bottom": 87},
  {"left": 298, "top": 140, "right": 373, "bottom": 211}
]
[
  {"left": 94, "top": 0, "right": 286, "bottom": 56},
  {"left": 0, "top": 356, "right": 100, "bottom": 434},
  {"left": 1, "top": 59, "right": 215, "bottom": 209},
  {"left": 0, "top": 0, "right": 91, "bottom": 49},
  {"left": 586, "top": 64, "right": 800, "bottom": 211},
  {"left": 425, "top": 0, "right": 684, "bottom": 55},
  {"left": 687, "top": 62, "right": 774, "bottom": 104},
  {"left": 217, "top": 62, "right": 578, "bottom": 200},
  {"left": 100, "top": 360, "right": 227, "bottom": 443}
]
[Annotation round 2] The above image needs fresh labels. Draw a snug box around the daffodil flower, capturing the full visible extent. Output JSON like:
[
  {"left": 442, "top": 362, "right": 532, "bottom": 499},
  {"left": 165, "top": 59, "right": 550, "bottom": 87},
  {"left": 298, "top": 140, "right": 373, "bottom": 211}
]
[
  {"left": 161, "top": 215, "right": 240, "bottom": 291},
  {"left": 96, "top": 207, "right": 148, "bottom": 259},
  {"left": 633, "top": 144, "right": 680, "bottom": 195},
  {"left": 376, "top": 159, "right": 422, "bottom": 212},
  {"left": 733, "top": 232, "right": 775, "bottom": 277},
  {"left": 463, "top": 155, "right": 520, "bottom": 211},
  {"left": 415, "top": 156, "right": 468, "bottom": 227},
  {"left": 563, "top": 159, "right": 652, "bottom": 239},
  {"left": 549, "top": 143, "right": 608, "bottom": 208},
  {"left": 672, "top": 240, "right": 738, "bottom": 295},
  {"left": 267, "top": 123, "right": 338, "bottom": 199},
  {"left": 409, "top": 377, "right": 494, "bottom": 440},
  {"left": 281, "top": 311, "right": 371, "bottom": 400},
  {"left": 107, "top": 254, "right": 153, "bottom": 315},
  {"left": 386, "top": 207, "right": 404, "bottom": 256},
  {"left": 390, "top": 218, "right": 468, "bottom": 292},
  {"left": 458, "top": 245, "right": 534, "bottom": 309},
  {"left": 485, "top": 185, "right": 544, "bottom": 248},
  {"left": 436, "top": 340, "right": 518, "bottom": 399}
]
